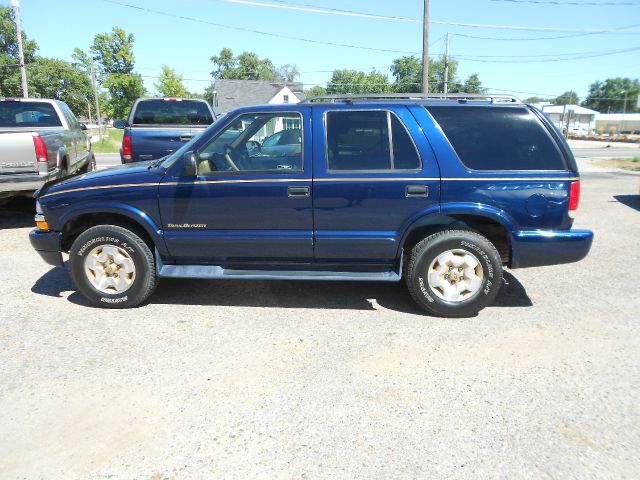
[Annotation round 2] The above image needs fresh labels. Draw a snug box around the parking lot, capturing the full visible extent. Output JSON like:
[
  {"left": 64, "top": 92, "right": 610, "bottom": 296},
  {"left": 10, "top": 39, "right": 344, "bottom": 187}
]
[{"left": 0, "top": 163, "right": 638, "bottom": 479}]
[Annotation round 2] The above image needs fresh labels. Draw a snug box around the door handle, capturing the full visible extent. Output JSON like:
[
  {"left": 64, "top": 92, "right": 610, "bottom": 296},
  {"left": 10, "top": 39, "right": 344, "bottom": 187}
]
[
  {"left": 405, "top": 185, "right": 428, "bottom": 197},
  {"left": 288, "top": 186, "right": 310, "bottom": 197},
  {"left": 180, "top": 133, "right": 194, "bottom": 141}
]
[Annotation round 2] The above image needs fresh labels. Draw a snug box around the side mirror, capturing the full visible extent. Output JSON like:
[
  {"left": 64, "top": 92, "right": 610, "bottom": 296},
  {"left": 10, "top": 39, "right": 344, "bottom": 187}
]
[
  {"left": 113, "top": 119, "right": 125, "bottom": 129},
  {"left": 184, "top": 151, "right": 198, "bottom": 177},
  {"left": 79, "top": 123, "right": 88, "bottom": 131}
]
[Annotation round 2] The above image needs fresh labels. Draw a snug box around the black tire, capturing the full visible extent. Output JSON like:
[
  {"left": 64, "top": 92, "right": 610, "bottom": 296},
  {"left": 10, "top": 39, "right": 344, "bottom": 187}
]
[
  {"left": 69, "top": 225, "right": 158, "bottom": 308},
  {"left": 405, "top": 229, "right": 503, "bottom": 317},
  {"left": 83, "top": 152, "right": 96, "bottom": 173}
]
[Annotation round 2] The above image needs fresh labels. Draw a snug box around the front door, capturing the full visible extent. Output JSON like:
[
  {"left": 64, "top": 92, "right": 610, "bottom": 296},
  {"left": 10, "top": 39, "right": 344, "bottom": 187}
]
[
  {"left": 159, "top": 108, "right": 313, "bottom": 265},
  {"left": 311, "top": 105, "right": 441, "bottom": 264}
]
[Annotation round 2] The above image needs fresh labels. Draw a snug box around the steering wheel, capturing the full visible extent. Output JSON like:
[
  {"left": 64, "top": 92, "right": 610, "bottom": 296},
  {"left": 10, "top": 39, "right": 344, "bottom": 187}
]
[
  {"left": 224, "top": 148, "right": 240, "bottom": 171},
  {"left": 246, "top": 140, "right": 261, "bottom": 155}
]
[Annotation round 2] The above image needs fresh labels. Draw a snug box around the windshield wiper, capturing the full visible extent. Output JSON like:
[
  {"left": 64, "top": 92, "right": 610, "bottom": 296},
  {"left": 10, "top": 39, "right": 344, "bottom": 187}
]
[{"left": 147, "top": 156, "right": 167, "bottom": 170}]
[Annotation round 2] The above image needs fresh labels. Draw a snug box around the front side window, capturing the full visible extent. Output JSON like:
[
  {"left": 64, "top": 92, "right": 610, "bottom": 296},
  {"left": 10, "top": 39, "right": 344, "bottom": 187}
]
[
  {"left": 197, "top": 112, "right": 303, "bottom": 174},
  {"left": 326, "top": 110, "right": 421, "bottom": 171},
  {"left": 427, "top": 106, "right": 567, "bottom": 171}
]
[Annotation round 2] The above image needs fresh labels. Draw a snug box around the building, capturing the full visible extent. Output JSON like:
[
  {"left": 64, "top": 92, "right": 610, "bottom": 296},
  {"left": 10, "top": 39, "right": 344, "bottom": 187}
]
[
  {"left": 594, "top": 113, "right": 640, "bottom": 134},
  {"left": 535, "top": 104, "right": 599, "bottom": 134},
  {"left": 212, "top": 79, "right": 305, "bottom": 116}
]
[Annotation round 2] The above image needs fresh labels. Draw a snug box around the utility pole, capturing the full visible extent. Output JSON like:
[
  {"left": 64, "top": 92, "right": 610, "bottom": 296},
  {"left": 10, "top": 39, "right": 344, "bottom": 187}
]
[
  {"left": 421, "top": 0, "right": 430, "bottom": 93},
  {"left": 621, "top": 90, "right": 628, "bottom": 134},
  {"left": 11, "top": 0, "right": 28, "bottom": 98},
  {"left": 90, "top": 59, "right": 103, "bottom": 141},
  {"left": 443, "top": 32, "right": 450, "bottom": 93},
  {"left": 86, "top": 98, "right": 92, "bottom": 126}
]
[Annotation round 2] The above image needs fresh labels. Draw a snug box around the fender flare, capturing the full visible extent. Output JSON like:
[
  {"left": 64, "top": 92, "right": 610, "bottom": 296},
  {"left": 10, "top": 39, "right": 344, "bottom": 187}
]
[
  {"left": 58, "top": 202, "right": 169, "bottom": 256},
  {"left": 397, "top": 202, "right": 517, "bottom": 255},
  {"left": 56, "top": 147, "right": 68, "bottom": 171}
]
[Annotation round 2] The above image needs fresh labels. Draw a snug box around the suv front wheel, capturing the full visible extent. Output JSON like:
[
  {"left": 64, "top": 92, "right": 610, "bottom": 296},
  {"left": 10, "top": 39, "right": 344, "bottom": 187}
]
[
  {"left": 406, "top": 229, "right": 503, "bottom": 317},
  {"left": 69, "top": 225, "right": 158, "bottom": 308}
]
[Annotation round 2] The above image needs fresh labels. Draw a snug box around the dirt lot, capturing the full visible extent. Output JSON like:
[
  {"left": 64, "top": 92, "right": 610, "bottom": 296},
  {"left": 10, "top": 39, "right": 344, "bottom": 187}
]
[{"left": 0, "top": 170, "right": 638, "bottom": 479}]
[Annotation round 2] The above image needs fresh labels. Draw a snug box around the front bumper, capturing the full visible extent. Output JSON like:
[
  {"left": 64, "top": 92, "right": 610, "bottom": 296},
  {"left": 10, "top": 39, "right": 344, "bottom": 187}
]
[
  {"left": 29, "top": 229, "right": 64, "bottom": 267},
  {"left": 510, "top": 229, "right": 594, "bottom": 268}
]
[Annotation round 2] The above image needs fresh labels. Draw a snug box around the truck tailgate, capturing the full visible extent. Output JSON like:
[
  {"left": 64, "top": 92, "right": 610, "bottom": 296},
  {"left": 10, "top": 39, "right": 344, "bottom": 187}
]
[
  {"left": 130, "top": 127, "right": 201, "bottom": 162},
  {"left": 0, "top": 131, "right": 37, "bottom": 175}
]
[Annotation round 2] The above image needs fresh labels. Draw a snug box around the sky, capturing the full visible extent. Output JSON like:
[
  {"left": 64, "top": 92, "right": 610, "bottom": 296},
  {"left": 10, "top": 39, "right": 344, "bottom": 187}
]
[{"left": 7, "top": 0, "right": 640, "bottom": 102}]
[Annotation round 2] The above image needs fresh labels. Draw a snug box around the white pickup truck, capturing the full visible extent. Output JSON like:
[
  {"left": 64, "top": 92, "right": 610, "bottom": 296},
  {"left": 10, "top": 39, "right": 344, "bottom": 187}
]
[{"left": 0, "top": 98, "right": 95, "bottom": 204}]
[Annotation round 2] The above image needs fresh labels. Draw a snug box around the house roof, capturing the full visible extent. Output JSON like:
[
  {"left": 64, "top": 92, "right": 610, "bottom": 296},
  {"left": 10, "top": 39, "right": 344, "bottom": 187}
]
[
  {"left": 595, "top": 113, "right": 640, "bottom": 121},
  {"left": 538, "top": 104, "right": 599, "bottom": 115},
  {"left": 214, "top": 79, "right": 304, "bottom": 113}
]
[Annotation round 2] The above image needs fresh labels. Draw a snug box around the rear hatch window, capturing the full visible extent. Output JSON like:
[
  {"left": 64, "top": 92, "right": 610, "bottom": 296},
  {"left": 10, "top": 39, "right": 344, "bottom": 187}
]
[
  {"left": 426, "top": 106, "right": 568, "bottom": 171},
  {"left": 0, "top": 101, "right": 62, "bottom": 127},
  {"left": 132, "top": 99, "right": 213, "bottom": 126}
]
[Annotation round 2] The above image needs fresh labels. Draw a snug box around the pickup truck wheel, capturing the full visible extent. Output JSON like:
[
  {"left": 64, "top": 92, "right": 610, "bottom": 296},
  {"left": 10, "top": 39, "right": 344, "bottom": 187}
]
[
  {"left": 69, "top": 225, "right": 157, "bottom": 308},
  {"left": 406, "top": 230, "right": 503, "bottom": 317},
  {"left": 83, "top": 152, "right": 96, "bottom": 173}
]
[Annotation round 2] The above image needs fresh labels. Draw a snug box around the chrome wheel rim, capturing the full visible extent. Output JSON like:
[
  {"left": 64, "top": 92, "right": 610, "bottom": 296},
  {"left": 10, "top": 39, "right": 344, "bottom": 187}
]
[
  {"left": 427, "top": 249, "right": 484, "bottom": 303},
  {"left": 84, "top": 244, "right": 136, "bottom": 294}
]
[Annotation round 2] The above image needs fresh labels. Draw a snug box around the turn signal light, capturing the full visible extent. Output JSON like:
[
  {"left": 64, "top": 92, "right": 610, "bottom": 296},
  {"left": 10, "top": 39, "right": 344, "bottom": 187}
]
[{"left": 35, "top": 214, "right": 49, "bottom": 231}]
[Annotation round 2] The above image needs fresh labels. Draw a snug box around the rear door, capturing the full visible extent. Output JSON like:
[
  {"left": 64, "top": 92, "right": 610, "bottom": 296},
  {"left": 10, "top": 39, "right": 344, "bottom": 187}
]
[
  {"left": 311, "top": 105, "right": 441, "bottom": 264},
  {"left": 129, "top": 99, "right": 214, "bottom": 161}
]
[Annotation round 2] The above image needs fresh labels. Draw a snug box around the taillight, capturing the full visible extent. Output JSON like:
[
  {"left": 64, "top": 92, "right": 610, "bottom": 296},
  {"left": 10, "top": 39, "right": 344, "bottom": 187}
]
[
  {"left": 122, "top": 134, "right": 132, "bottom": 162},
  {"left": 32, "top": 133, "right": 48, "bottom": 162},
  {"left": 568, "top": 180, "right": 580, "bottom": 218}
]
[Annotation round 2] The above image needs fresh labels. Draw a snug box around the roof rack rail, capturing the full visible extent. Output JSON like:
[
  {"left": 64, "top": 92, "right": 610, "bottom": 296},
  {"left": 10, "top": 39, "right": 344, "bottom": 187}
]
[{"left": 301, "top": 93, "right": 522, "bottom": 104}]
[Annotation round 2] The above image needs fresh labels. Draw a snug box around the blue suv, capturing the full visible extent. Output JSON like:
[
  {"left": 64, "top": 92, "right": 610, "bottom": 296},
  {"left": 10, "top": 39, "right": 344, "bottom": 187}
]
[{"left": 29, "top": 94, "right": 593, "bottom": 317}]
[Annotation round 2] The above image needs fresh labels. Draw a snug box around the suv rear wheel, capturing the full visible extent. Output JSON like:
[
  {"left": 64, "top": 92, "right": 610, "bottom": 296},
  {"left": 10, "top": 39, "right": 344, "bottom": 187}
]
[
  {"left": 406, "top": 229, "right": 503, "bottom": 317},
  {"left": 69, "top": 225, "right": 157, "bottom": 308}
]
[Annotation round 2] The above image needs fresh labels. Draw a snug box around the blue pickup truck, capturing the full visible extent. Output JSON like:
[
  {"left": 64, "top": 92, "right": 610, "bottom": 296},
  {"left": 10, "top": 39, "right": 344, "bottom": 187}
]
[
  {"left": 114, "top": 97, "right": 215, "bottom": 163},
  {"left": 29, "top": 94, "right": 593, "bottom": 317}
]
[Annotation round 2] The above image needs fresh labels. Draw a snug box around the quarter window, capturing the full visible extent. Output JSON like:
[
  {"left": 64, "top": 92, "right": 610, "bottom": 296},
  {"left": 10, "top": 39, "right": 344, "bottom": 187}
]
[
  {"left": 326, "top": 111, "right": 421, "bottom": 171},
  {"left": 197, "top": 112, "right": 303, "bottom": 174},
  {"left": 427, "top": 106, "right": 567, "bottom": 171}
]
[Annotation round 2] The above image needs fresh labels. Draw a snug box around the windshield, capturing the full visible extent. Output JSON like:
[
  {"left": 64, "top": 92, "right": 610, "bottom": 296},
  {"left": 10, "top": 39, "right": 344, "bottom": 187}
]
[
  {"left": 132, "top": 99, "right": 213, "bottom": 126},
  {"left": 160, "top": 113, "right": 229, "bottom": 169},
  {"left": 0, "top": 101, "right": 62, "bottom": 127}
]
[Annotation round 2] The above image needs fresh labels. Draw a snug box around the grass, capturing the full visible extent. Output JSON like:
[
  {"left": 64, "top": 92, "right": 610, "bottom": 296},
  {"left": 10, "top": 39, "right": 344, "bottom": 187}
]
[
  {"left": 592, "top": 156, "right": 640, "bottom": 172},
  {"left": 90, "top": 128, "right": 123, "bottom": 154}
]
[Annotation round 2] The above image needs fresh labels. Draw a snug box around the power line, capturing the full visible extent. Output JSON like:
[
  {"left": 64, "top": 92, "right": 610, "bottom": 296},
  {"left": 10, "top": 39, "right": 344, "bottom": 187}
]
[
  {"left": 454, "top": 45, "right": 640, "bottom": 62},
  {"left": 489, "top": 0, "right": 640, "bottom": 5},
  {"left": 452, "top": 23, "right": 640, "bottom": 41},
  {"left": 432, "top": 20, "right": 640, "bottom": 32},
  {"left": 101, "top": 0, "right": 420, "bottom": 54},
  {"left": 218, "top": 0, "right": 417, "bottom": 22},
  {"left": 455, "top": 45, "right": 640, "bottom": 58}
]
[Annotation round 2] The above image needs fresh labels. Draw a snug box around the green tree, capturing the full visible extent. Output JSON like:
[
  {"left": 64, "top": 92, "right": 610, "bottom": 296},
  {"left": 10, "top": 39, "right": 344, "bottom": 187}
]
[
  {"left": 462, "top": 73, "right": 486, "bottom": 94},
  {"left": 553, "top": 90, "right": 579, "bottom": 105},
  {"left": 155, "top": 65, "right": 188, "bottom": 97},
  {"left": 103, "top": 73, "right": 145, "bottom": 119},
  {"left": 327, "top": 69, "right": 390, "bottom": 94},
  {"left": 523, "top": 96, "right": 550, "bottom": 104},
  {"left": 390, "top": 55, "right": 422, "bottom": 93},
  {"left": 78, "top": 27, "right": 145, "bottom": 119},
  {"left": 305, "top": 86, "right": 326, "bottom": 98},
  {"left": 28, "top": 57, "right": 93, "bottom": 117},
  {"left": 583, "top": 78, "right": 640, "bottom": 113},
  {"left": 210, "top": 48, "right": 298, "bottom": 82}
]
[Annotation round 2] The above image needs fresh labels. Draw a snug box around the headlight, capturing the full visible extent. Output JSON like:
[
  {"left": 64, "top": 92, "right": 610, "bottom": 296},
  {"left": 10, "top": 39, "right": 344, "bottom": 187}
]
[{"left": 35, "top": 200, "right": 43, "bottom": 214}]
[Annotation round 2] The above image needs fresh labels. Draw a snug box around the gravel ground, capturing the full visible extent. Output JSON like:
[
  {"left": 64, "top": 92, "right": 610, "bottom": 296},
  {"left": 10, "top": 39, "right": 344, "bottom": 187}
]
[{"left": 0, "top": 169, "right": 638, "bottom": 479}]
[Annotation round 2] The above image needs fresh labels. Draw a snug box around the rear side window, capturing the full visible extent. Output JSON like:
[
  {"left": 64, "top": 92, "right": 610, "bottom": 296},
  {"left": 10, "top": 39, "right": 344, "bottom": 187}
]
[
  {"left": 326, "top": 110, "right": 421, "bottom": 171},
  {"left": 0, "top": 101, "right": 62, "bottom": 127},
  {"left": 132, "top": 99, "right": 213, "bottom": 125},
  {"left": 427, "top": 106, "right": 567, "bottom": 171}
]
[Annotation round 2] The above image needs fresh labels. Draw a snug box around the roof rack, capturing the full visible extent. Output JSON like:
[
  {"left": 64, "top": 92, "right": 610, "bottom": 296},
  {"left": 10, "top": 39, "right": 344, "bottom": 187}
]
[{"left": 301, "top": 93, "right": 522, "bottom": 104}]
